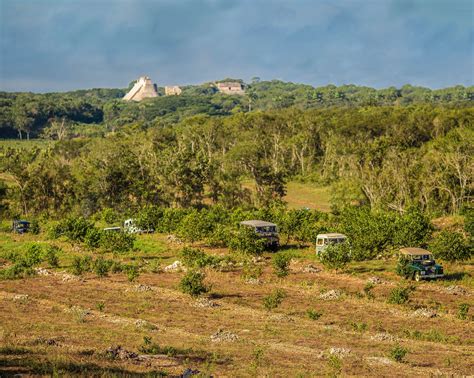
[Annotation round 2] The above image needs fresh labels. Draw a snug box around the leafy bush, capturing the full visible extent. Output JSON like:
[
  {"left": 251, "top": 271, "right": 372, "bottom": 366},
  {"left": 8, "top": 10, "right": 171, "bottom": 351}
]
[
  {"left": 176, "top": 210, "right": 213, "bottom": 243},
  {"left": 387, "top": 285, "right": 414, "bottom": 305},
  {"left": 393, "top": 207, "right": 432, "bottom": 247},
  {"left": 229, "top": 226, "right": 266, "bottom": 255},
  {"left": 457, "top": 303, "right": 470, "bottom": 320},
  {"left": 180, "top": 247, "right": 217, "bottom": 268},
  {"left": 429, "top": 230, "right": 472, "bottom": 262},
  {"left": 62, "top": 217, "right": 96, "bottom": 242},
  {"left": 179, "top": 270, "right": 209, "bottom": 297},
  {"left": 110, "top": 261, "right": 124, "bottom": 273},
  {"left": 389, "top": 344, "right": 408, "bottom": 362},
  {"left": 307, "top": 309, "right": 323, "bottom": 320},
  {"left": 84, "top": 228, "right": 103, "bottom": 249},
  {"left": 206, "top": 224, "right": 231, "bottom": 247},
  {"left": 272, "top": 253, "right": 291, "bottom": 277},
  {"left": 29, "top": 220, "right": 40, "bottom": 235},
  {"left": 363, "top": 282, "right": 375, "bottom": 300},
  {"left": 71, "top": 256, "right": 92, "bottom": 276},
  {"left": 100, "top": 231, "right": 135, "bottom": 253},
  {"left": 93, "top": 257, "right": 111, "bottom": 277},
  {"left": 23, "top": 244, "right": 43, "bottom": 267},
  {"left": 241, "top": 260, "right": 263, "bottom": 281},
  {"left": 339, "top": 207, "right": 396, "bottom": 260},
  {"left": 318, "top": 242, "right": 351, "bottom": 271},
  {"left": 43, "top": 245, "right": 60, "bottom": 268},
  {"left": 125, "top": 264, "right": 140, "bottom": 282},
  {"left": 263, "top": 288, "right": 286, "bottom": 311}
]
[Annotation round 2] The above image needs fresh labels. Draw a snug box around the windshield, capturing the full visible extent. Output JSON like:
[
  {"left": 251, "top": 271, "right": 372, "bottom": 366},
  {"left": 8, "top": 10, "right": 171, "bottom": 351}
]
[
  {"left": 412, "top": 254, "right": 433, "bottom": 261},
  {"left": 256, "top": 226, "right": 277, "bottom": 233}
]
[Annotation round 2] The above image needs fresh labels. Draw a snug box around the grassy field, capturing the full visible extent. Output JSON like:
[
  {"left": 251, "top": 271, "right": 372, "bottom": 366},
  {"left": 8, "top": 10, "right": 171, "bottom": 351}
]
[
  {"left": 284, "top": 182, "right": 331, "bottom": 212},
  {"left": 1, "top": 231, "right": 473, "bottom": 376}
]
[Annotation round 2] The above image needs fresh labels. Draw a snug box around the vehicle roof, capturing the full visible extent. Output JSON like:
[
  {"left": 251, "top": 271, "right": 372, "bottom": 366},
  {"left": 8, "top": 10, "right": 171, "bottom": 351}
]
[
  {"left": 317, "top": 233, "right": 347, "bottom": 238},
  {"left": 103, "top": 227, "right": 121, "bottom": 230},
  {"left": 240, "top": 220, "right": 277, "bottom": 227},
  {"left": 400, "top": 247, "right": 432, "bottom": 256},
  {"left": 14, "top": 220, "right": 30, "bottom": 224}
]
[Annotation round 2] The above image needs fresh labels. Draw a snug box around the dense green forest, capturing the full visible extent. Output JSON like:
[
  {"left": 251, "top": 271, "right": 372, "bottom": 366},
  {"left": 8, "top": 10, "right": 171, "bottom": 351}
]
[{"left": 0, "top": 80, "right": 472, "bottom": 138}]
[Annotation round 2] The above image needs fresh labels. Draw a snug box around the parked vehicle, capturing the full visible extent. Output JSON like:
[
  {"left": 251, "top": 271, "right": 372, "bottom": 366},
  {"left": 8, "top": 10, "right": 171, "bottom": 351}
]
[
  {"left": 123, "top": 219, "right": 154, "bottom": 234},
  {"left": 240, "top": 220, "right": 279, "bottom": 251},
  {"left": 396, "top": 247, "right": 444, "bottom": 281},
  {"left": 103, "top": 227, "right": 121, "bottom": 232},
  {"left": 316, "top": 233, "right": 348, "bottom": 255},
  {"left": 12, "top": 220, "right": 30, "bottom": 234}
]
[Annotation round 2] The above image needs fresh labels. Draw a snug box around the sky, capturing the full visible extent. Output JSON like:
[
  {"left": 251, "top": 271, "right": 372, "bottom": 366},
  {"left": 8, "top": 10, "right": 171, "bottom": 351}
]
[{"left": 0, "top": 0, "right": 473, "bottom": 92}]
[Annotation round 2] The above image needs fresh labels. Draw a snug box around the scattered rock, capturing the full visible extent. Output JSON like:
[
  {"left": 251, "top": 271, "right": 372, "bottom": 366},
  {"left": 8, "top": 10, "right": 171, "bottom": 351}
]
[
  {"left": 192, "top": 298, "right": 220, "bottom": 308},
  {"left": 245, "top": 278, "right": 262, "bottom": 285},
  {"left": 164, "top": 260, "right": 186, "bottom": 272},
  {"left": 302, "top": 264, "right": 321, "bottom": 274},
  {"left": 268, "top": 313, "right": 295, "bottom": 322},
  {"left": 365, "top": 356, "right": 393, "bottom": 366},
  {"left": 328, "top": 347, "right": 351, "bottom": 358},
  {"left": 370, "top": 333, "right": 398, "bottom": 342},
  {"left": 166, "top": 234, "right": 183, "bottom": 244},
  {"left": 367, "top": 276, "right": 383, "bottom": 285},
  {"left": 319, "top": 290, "right": 342, "bottom": 300},
  {"left": 105, "top": 345, "right": 138, "bottom": 360},
  {"left": 412, "top": 308, "right": 437, "bottom": 318},
  {"left": 444, "top": 285, "right": 468, "bottom": 296},
  {"left": 12, "top": 294, "right": 29, "bottom": 302},
  {"left": 35, "top": 267, "right": 51, "bottom": 276},
  {"left": 210, "top": 329, "right": 239, "bottom": 343},
  {"left": 135, "top": 319, "right": 158, "bottom": 331},
  {"left": 133, "top": 284, "right": 153, "bottom": 292},
  {"left": 61, "top": 273, "right": 83, "bottom": 282},
  {"left": 251, "top": 256, "right": 264, "bottom": 264}
]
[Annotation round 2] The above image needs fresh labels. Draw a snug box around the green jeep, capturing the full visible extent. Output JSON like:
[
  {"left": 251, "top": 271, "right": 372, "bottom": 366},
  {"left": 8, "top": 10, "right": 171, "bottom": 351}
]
[{"left": 396, "top": 247, "right": 444, "bottom": 282}]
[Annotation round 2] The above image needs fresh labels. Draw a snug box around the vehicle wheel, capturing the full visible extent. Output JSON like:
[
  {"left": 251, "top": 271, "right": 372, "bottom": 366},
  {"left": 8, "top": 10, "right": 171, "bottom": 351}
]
[{"left": 414, "top": 271, "right": 421, "bottom": 282}]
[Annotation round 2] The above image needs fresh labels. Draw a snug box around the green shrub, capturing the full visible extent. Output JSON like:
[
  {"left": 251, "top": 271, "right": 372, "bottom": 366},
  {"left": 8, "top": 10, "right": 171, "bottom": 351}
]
[
  {"left": 23, "top": 244, "right": 43, "bottom": 267},
  {"left": 318, "top": 242, "right": 351, "bottom": 271},
  {"left": 429, "top": 230, "right": 472, "bottom": 262},
  {"left": 180, "top": 247, "right": 217, "bottom": 268},
  {"left": 206, "top": 224, "right": 231, "bottom": 247},
  {"left": 179, "top": 270, "right": 209, "bottom": 297},
  {"left": 43, "top": 245, "right": 60, "bottom": 268},
  {"left": 387, "top": 285, "right": 414, "bottom": 305},
  {"left": 272, "top": 253, "right": 291, "bottom": 278},
  {"left": 71, "top": 256, "right": 92, "bottom": 276},
  {"left": 84, "top": 228, "right": 103, "bottom": 249},
  {"left": 307, "top": 309, "right": 323, "bottom": 320},
  {"left": 125, "top": 264, "right": 140, "bottom": 282},
  {"left": 62, "top": 217, "right": 96, "bottom": 242},
  {"left": 241, "top": 260, "right": 263, "bottom": 281},
  {"left": 29, "top": 220, "right": 40, "bottom": 235},
  {"left": 389, "top": 344, "right": 408, "bottom": 362},
  {"left": 100, "top": 231, "right": 135, "bottom": 253},
  {"left": 229, "top": 226, "right": 266, "bottom": 255},
  {"left": 393, "top": 207, "right": 432, "bottom": 247},
  {"left": 93, "top": 257, "right": 110, "bottom": 277},
  {"left": 176, "top": 210, "right": 213, "bottom": 243},
  {"left": 363, "top": 282, "right": 375, "bottom": 300},
  {"left": 263, "top": 289, "right": 286, "bottom": 311},
  {"left": 110, "top": 260, "right": 124, "bottom": 273},
  {"left": 457, "top": 303, "right": 470, "bottom": 320}
]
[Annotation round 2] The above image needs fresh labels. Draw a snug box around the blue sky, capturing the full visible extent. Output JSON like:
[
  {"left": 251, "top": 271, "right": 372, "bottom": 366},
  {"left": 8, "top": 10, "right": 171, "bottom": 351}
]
[{"left": 0, "top": 0, "right": 473, "bottom": 92}]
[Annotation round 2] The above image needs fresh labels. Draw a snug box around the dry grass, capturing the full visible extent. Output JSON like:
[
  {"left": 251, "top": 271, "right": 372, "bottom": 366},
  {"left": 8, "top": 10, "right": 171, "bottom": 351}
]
[{"left": 1, "top": 232, "right": 473, "bottom": 376}]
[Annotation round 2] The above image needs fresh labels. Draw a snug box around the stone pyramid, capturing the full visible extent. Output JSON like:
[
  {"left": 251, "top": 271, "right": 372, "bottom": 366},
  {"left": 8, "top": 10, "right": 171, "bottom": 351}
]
[{"left": 123, "top": 76, "right": 158, "bottom": 101}]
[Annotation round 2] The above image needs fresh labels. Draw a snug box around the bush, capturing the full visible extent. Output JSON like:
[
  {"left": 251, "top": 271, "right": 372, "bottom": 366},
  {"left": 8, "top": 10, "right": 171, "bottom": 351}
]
[
  {"left": 43, "top": 245, "right": 60, "bottom": 268},
  {"left": 110, "top": 261, "right": 124, "bottom": 273},
  {"left": 179, "top": 270, "right": 209, "bottom": 297},
  {"left": 180, "top": 247, "right": 218, "bottom": 268},
  {"left": 206, "top": 224, "right": 231, "bottom": 247},
  {"left": 389, "top": 344, "right": 408, "bottom": 362},
  {"left": 339, "top": 207, "right": 396, "bottom": 260},
  {"left": 176, "top": 210, "right": 213, "bottom": 243},
  {"left": 241, "top": 260, "right": 263, "bottom": 281},
  {"left": 307, "top": 309, "right": 323, "bottom": 320},
  {"left": 272, "top": 253, "right": 291, "bottom": 278},
  {"left": 23, "top": 244, "right": 43, "bottom": 267},
  {"left": 229, "top": 226, "right": 266, "bottom": 255},
  {"left": 62, "top": 217, "right": 96, "bottom": 242},
  {"left": 393, "top": 207, "right": 432, "bottom": 247},
  {"left": 429, "top": 230, "right": 472, "bottom": 262},
  {"left": 387, "top": 285, "right": 414, "bottom": 305},
  {"left": 84, "top": 228, "right": 103, "bottom": 249},
  {"left": 318, "top": 242, "right": 351, "bottom": 271},
  {"left": 125, "top": 264, "right": 140, "bottom": 282},
  {"left": 100, "top": 231, "right": 135, "bottom": 253},
  {"left": 263, "top": 289, "right": 286, "bottom": 311},
  {"left": 93, "top": 257, "right": 111, "bottom": 277},
  {"left": 71, "top": 256, "right": 92, "bottom": 276},
  {"left": 457, "top": 303, "right": 470, "bottom": 320},
  {"left": 29, "top": 220, "right": 40, "bottom": 235}
]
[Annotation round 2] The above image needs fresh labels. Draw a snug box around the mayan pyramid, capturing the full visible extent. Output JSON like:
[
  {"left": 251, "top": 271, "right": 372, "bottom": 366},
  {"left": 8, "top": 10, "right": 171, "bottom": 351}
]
[{"left": 123, "top": 76, "right": 158, "bottom": 101}]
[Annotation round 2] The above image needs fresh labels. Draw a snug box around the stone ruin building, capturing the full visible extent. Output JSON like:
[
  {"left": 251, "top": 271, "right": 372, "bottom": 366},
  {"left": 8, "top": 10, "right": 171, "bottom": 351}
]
[
  {"left": 165, "top": 86, "right": 182, "bottom": 96},
  {"left": 216, "top": 81, "right": 245, "bottom": 95},
  {"left": 123, "top": 76, "right": 158, "bottom": 101}
]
